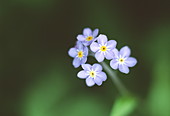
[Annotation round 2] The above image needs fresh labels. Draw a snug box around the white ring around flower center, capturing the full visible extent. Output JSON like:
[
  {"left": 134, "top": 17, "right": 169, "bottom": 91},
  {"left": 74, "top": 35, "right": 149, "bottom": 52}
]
[
  {"left": 100, "top": 46, "right": 107, "bottom": 52},
  {"left": 118, "top": 58, "right": 125, "bottom": 64},
  {"left": 89, "top": 71, "right": 96, "bottom": 78},
  {"left": 77, "top": 51, "right": 84, "bottom": 58},
  {"left": 86, "top": 36, "right": 93, "bottom": 41}
]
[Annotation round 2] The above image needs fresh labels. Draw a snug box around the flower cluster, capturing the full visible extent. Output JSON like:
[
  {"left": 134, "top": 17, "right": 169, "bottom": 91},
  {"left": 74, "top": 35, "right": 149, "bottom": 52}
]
[{"left": 68, "top": 28, "right": 137, "bottom": 87}]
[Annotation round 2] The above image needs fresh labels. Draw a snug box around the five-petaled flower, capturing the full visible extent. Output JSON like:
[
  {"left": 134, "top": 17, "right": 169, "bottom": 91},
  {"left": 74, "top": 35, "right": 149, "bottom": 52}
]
[
  {"left": 77, "top": 64, "right": 107, "bottom": 87},
  {"left": 68, "top": 28, "right": 138, "bottom": 87},
  {"left": 68, "top": 41, "right": 88, "bottom": 68},
  {"left": 110, "top": 46, "right": 137, "bottom": 74},
  {"left": 77, "top": 28, "right": 99, "bottom": 46},
  {"left": 90, "top": 34, "right": 117, "bottom": 62}
]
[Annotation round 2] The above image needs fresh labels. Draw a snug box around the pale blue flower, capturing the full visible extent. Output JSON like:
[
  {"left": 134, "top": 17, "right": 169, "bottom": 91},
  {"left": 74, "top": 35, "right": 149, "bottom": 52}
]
[
  {"left": 90, "top": 34, "right": 117, "bottom": 62},
  {"left": 68, "top": 41, "right": 88, "bottom": 68},
  {"left": 77, "top": 28, "right": 99, "bottom": 46},
  {"left": 110, "top": 46, "right": 137, "bottom": 74},
  {"left": 77, "top": 64, "right": 107, "bottom": 87}
]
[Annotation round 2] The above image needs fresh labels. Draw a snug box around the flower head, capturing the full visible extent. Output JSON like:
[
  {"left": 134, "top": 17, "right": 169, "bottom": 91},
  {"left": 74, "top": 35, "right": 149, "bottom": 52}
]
[
  {"left": 90, "top": 34, "right": 117, "bottom": 62},
  {"left": 110, "top": 46, "right": 137, "bottom": 74},
  {"left": 77, "top": 28, "right": 99, "bottom": 46},
  {"left": 68, "top": 41, "right": 88, "bottom": 68},
  {"left": 77, "top": 64, "right": 107, "bottom": 87}
]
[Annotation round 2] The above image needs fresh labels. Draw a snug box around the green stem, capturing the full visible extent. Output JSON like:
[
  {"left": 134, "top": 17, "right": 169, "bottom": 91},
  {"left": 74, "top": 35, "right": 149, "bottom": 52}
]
[{"left": 101, "top": 62, "right": 129, "bottom": 96}]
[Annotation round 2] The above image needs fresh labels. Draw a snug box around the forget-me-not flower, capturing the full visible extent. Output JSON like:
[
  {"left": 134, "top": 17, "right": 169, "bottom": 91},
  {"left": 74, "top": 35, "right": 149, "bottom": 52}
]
[
  {"left": 68, "top": 41, "right": 88, "bottom": 68},
  {"left": 77, "top": 28, "right": 99, "bottom": 46},
  {"left": 77, "top": 64, "right": 107, "bottom": 87},
  {"left": 90, "top": 34, "right": 117, "bottom": 62},
  {"left": 110, "top": 46, "right": 137, "bottom": 74}
]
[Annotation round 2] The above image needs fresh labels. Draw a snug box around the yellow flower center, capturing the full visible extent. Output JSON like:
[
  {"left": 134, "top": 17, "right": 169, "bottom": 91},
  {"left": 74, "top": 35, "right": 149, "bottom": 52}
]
[
  {"left": 86, "top": 36, "right": 93, "bottom": 41},
  {"left": 100, "top": 46, "right": 107, "bottom": 52},
  {"left": 119, "top": 58, "right": 124, "bottom": 63},
  {"left": 77, "top": 51, "right": 83, "bottom": 58},
  {"left": 89, "top": 71, "right": 96, "bottom": 78}
]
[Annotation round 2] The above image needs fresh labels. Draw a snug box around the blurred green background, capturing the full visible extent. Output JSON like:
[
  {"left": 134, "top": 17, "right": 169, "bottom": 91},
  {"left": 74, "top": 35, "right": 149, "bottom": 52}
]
[{"left": 1, "top": 0, "right": 170, "bottom": 116}]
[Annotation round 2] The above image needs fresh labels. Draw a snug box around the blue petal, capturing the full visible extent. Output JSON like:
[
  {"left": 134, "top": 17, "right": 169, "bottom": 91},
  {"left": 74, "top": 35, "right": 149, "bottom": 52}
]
[
  {"left": 77, "top": 42, "right": 84, "bottom": 50},
  {"left": 83, "top": 28, "right": 92, "bottom": 36},
  {"left": 90, "top": 42, "right": 99, "bottom": 52},
  {"left": 75, "top": 41, "right": 82, "bottom": 48},
  {"left": 73, "top": 57, "right": 81, "bottom": 68},
  {"left": 97, "top": 72, "right": 107, "bottom": 81},
  {"left": 92, "top": 63, "right": 102, "bottom": 71},
  {"left": 92, "top": 29, "right": 99, "bottom": 37},
  {"left": 82, "top": 41, "right": 91, "bottom": 46},
  {"left": 83, "top": 47, "right": 88, "bottom": 56},
  {"left": 92, "top": 37, "right": 97, "bottom": 42},
  {"left": 119, "top": 64, "right": 129, "bottom": 74},
  {"left": 81, "top": 64, "right": 91, "bottom": 71},
  {"left": 94, "top": 77, "right": 102, "bottom": 86},
  {"left": 119, "top": 46, "right": 131, "bottom": 57},
  {"left": 105, "top": 51, "right": 114, "bottom": 60},
  {"left": 77, "top": 35, "right": 85, "bottom": 41},
  {"left": 77, "top": 70, "right": 88, "bottom": 79},
  {"left": 110, "top": 59, "right": 119, "bottom": 69},
  {"left": 125, "top": 57, "right": 137, "bottom": 67},
  {"left": 81, "top": 57, "right": 87, "bottom": 64},
  {"left": 68, "top": 48, "right": 77, "bottom": 58},
  {"left": 97, "top": 34, "right": 108, "bottom": 45},
  {"left": 107, "top": 40, "right": 117, "bottom": 49},
  {"left": 86, "top": 77, "right": 95, "bottom": 87},
  {"left": 112, "top": 48, "right": 119, "bottom": 58},
  {"left": 95, "top": 52, "right": 105, "bottom": 62}
]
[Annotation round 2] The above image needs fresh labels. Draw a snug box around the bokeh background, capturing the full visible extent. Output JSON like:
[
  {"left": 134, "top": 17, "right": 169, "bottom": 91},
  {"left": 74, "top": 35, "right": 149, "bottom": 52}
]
[{"left": 1, "top": 0, "right": 170, "bottom": 116}]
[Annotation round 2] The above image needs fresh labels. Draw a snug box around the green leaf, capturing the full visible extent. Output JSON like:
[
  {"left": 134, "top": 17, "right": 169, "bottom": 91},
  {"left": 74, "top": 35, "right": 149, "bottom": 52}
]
[
  {"left": 147, "top": 24, "right": 170, "bottom": 116},
  {"left": 110, "top": 96, "right": 138, "bottom": 116},
  {"left": 49, "top": 94, "right": 109, "bottom": 116},
  {"left": 21, "top": 69, "right": 71, "bottom": 116}
]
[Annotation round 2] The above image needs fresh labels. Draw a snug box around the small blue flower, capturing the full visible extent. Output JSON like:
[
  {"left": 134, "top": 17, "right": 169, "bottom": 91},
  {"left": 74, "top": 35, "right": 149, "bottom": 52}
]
[
  {"left": 90, "top": 34, "right": 117, "bottom": 62},
  {"left": 68, "top": 41, "right": 88, "bottom": 68},
  {"left": 77, "top": 28, "right": 99, "bottom": 46},
  {"left": 77, "top": 64, "right": 107, "bottom": 87},
  {"left": 110, "top": 46, "right": 137, "bottom": 74}
]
